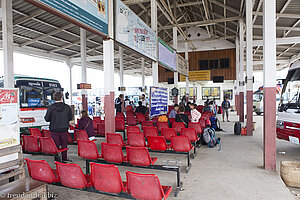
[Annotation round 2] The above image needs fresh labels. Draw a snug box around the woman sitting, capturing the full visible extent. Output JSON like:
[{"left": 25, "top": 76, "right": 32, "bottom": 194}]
[
  {"left": 175, "top": 105, "right": 189, "bottom": 127},
  {"left": 78, "top": 110, "right": 96, "bottom": 140}
]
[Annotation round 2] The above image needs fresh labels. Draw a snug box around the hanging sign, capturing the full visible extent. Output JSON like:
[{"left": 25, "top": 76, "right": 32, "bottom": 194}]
[
  {"left": 115, "top": 0, "right": 157, "bottom": 61},
  {"left": 150, "top": 87, "right": 168, "bottom": 117},
  {"left": 180, "top": 70, "right": 211, "bottom": 82},
  {"left": 26, "top": 0, "right": 108, "bottom": 36},
  {"left": 177, "top": 54, "right": 189, "bottom": 76},
  {"left": 158, "top": 38, "right": 176, "bottom": 71}
]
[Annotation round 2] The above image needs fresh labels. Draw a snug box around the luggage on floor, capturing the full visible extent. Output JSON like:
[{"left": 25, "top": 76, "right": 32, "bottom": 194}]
[{"left": 234, "top": 122, "right": 241, "bottom": 135}]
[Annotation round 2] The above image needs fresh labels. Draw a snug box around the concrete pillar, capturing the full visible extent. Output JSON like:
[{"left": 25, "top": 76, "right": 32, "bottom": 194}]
[
  {"left": 193, "top": 83, "right": 196, "bottom": 103},
  {"left": 173, "top": 27, "right": 179, "bottom": 104},
  {"left": 235, "top": 37, "right": 240, "bottom": 114},
  {"left": 66, "top": 61, "right": 74, "bottom": 105},
  {"left": 246, "top": 0, "right": 253, "bottom": 136},
  {"left": 80, "top": 28, "right": 88, "bottom": 111},
  {"left": 239, "top": 19, "right": 245, "bottom": 122},
  {"left": 119, "top": 46, "right": 124, "bottom": 113},
  {"left": 104, "top": 39, "right": 115, "bottom": 136},
  {"left": 151, "top": 0, "right": 158, "bottom": 86},
  {"left": 185, "top": 42, "right": 189, "bottom": 103},
  {"left": 141, "top": 58, "right": 145, "bottom": 89},
  {"left": 2, "top": 0, "right": 14, "bottom": 88},
  {"left": 263, "top": 0, "right": 276, "bottom": 171}
]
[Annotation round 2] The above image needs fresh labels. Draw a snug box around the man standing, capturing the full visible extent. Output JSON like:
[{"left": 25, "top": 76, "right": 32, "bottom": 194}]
[
  {"left": 44, "top": 91, "right": 73, "bottom": 162},
  {"left": 115, "top": 94, "right": 123, "bottom": 113},
  {"left": 141, "top": 94, "right": 148, "bottom": 107},
  {"left": 222, "top": 97, "right": 231, "bottom": 122}
]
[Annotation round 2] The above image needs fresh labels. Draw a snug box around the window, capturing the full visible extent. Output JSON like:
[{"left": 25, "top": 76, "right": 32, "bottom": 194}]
[
  {"left": 220, "top": 58, "right": 230, "bottom": 69},
  {"left": 209, "top": 60, "right": 219, "bottom": 69},
  {"left": 199, "top": 60, "right": 209, "bottom": 70}
]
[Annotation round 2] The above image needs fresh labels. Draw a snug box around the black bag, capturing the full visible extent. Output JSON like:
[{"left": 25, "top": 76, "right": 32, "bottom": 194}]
[{"left": 234, "top": 122, "right": 241, "bottom": 135}]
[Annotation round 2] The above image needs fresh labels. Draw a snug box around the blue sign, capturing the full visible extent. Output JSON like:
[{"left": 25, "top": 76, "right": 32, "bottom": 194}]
[
  {"left": 115, "top": 0, "right": 157, "bottom": 61},
  {"left": 28, "top": 0, "right": 108, "bottom": 35},
  {"left": 150, "top": 87, "right": 168, "bottom": 117},
  {"left": 28, "top": 98, "right": 41, "bottom": 107}
]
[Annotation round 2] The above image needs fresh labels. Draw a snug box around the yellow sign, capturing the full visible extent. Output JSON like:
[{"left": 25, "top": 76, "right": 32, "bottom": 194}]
[{"left": 180, "top": 70, "right": 211, "bottom": 82}]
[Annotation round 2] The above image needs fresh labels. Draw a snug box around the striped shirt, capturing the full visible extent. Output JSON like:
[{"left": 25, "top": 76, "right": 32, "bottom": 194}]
[{"left": 191, "top": 109, "right": 201, "bottom": 122}]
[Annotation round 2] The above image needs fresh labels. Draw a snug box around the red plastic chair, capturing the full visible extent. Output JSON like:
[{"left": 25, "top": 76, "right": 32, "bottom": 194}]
[
  {"left": 126, "top": 126, "right": 140, "bottom": 133},
  {"left": 39, "top": 137, "right": 68, "bottom": 155},
  {"left": 68, "top": 132, "right": 74, "bottom": 144},
  {"left": 136, "top": 114, "right": 146, "bottom": 123},
  {"left": 181, "top": 128, "right": 199, "bottom": 143},
  {"left": 199, "top": 118, "right": 206, "bottom": 129},
  {"left": 21, "top": 135, "right": 40, "bottom": 152},
  {"left": 126, "top": 146, "right": 157, "bottom": 166},
  {"left": 128, "top": 132, "right": 146, "bottom": 147},
  {"left": 97, "top": 122, "right": 105, "bottom": 136},
  {"left": 115, "top": 118, "right": 125, "bottom": 131},
  {"left": 201, "top": 114, "right": 209, "bottom": 121},
  {"left": 126, "top": 171, "right": 172, "bottom": 200},
  {"left": 143, "top": 126, "right": 158, "bottom": 138},
  {"left": 74, "top": 130, "right": 89, "bottom": 141},
  {"left": 55, "top": 161, "right": 91, "bottom": 189},
  {"left": 25, "top": 158, "right": 58, "bottom": 183},
  {"left": 29, "top": 128, "right": 42, "bottom": 137},
  {"left": 172, "top": 122, "right": 185, "bottom": 134},
  {"left": 169, "top": 118, "right": 176, "bottom": 124},
  {"left": 188, "top": 122, "right": 203, "bottom": 134},
  {"left": 42, "top": 129, "right": 51, "bottom": 138},
  {"left": 157, "top": 122, "right": 169, "bottom": 133},
  {"left": 116, "top": 112, "right": 125, "bottom": 119},
  {"left": 77, "top": 140, "right": 100, "bottom": 159},
  {"left": 170, "top": 136, "right": 193, "bottom": 152},
  {"left": 147, "top": 136, "right": 169, "bottom": 151},
  {"left": 161, "top": 128, "right": 176, "bottom": 141},
  {"left": 90, "top": 163, "right": 126, "bottom": 193},
  {"left": 107, "top": 133, "right": 125, "bottom": 147},
  {"left": 125, "top": 105, "right": 134, "bottom": 113},
  {"left": 93, "top": 119, "right": 99, "bottom": 130},
  {"left": 101, "top": 143, "right": 126, "bottom": 163},
  {"left": 127, "top": 117, "right": 137, "bottom": 126},
  {"left": 142, "top": 121, "right": 154, "bottom": 129},
  {"left": 93, "top": 116, "right": 101, "bottom": 121}
]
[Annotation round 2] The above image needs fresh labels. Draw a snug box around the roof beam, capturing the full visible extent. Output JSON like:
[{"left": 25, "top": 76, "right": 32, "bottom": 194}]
[
  {"left": 210, "top": 0, "right": 240, "bottom": 15},
  {"left": 252, "top": 36, "right": 300, "bottom": 46},
  {"left": 177, "top": 1, "right": 203, "bottom": 7},
  {"left": 253, "top": 24, "right": 300, "bottom": 31},
  {"left": 253, "top": 11, "right": 300, "bottom": 19}
]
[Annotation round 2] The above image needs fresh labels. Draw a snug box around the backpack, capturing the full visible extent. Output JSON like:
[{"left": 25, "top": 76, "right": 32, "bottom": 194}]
[
  {"left": 202, "top": 128, "right": 221, "bottom": 150},
  {"left": 158, "top": 115, "right": 168, "bottom": 122},
  {"left": 234, "top": 122, "right": 241, "bottom": 135},
  {"left": 210, "top": 116, "right": 223, "bottom": 131}
]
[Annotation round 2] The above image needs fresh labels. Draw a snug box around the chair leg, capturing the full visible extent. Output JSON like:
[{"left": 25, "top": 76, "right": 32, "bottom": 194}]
[
  {"left": 86, "top": 160, "right": 90, "bottom": 174},
  {"left": 186, "top": 152, "right": 191, "bottom": 173}
]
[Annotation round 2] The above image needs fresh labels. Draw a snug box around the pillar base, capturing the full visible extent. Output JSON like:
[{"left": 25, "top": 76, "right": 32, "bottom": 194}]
[
  {"left": 263, "top": 87, "right": 276, "bottom": 170},
  {"left": 239, "top": 92, "right": 244, "bottom": 122},
  {"left": 246, "top": 91, "right": 253, "bottom": 136}
]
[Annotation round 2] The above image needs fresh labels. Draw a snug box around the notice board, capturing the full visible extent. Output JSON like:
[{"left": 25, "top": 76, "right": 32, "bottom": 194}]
[
  {"left": 0, "top": 89, "right": 20, "bottom": 166},
  {"left": 158, "top": 38, "right": 176, "bottom": 71},
  {"left": 150, "top": 87, "right": 168, "bottom": 118}
]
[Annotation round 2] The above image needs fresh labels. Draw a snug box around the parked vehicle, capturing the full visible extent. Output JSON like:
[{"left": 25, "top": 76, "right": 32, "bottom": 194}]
[{"left": 0, "top": 75, "right": 64, "bottom": 133}]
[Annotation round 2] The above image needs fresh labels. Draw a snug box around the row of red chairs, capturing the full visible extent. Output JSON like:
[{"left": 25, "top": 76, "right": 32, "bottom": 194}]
[
  {"left": 22, "top": 136, "right": 67, "bottom": 162},
  {"left": 25, "top": 158, "right": 172, "bottom": 199},
  {"left": 29, "top": 128, "right": 51, "bottom": 138}
]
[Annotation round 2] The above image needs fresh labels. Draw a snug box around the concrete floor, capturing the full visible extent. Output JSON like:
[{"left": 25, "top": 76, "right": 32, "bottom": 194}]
[{"left": 24, "top": 112, "right": 298, "bottom": 200}]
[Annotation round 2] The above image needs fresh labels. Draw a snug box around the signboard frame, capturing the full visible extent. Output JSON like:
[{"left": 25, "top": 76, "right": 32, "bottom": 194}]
[
  {"left": 150, "top": 87, "right": 168, "bottom": 118},
  {"left": 158, "top": 38, "right": 176, "bottom": 71},
  {"left": 177, "top": 54, "right": 189, "bottom": 76},
  {"left": 115, "top": 0, "right": 158, "bottom": 61},
  {"left": 26, "top": 0, "right": 109, "bottom": 37}
]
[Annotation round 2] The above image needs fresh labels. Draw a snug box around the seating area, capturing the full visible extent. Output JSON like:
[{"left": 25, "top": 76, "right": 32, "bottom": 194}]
[{"left": 25, "top": 158, "right": 172, "bottom": 199}]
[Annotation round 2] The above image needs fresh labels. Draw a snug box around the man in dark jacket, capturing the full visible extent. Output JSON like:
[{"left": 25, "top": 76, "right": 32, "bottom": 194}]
[
  {"left": 135, "top": 101, "right": 146, "bottom": 115},
  {"left": 115, "top": 94, "right": 123, "bottom": 113},
  {"left": 44, "top": 91, "right": 73, "bottom": 162}
]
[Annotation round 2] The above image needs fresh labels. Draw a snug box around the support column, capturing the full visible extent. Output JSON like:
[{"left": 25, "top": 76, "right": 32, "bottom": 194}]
[
  {"left": 66, "top": 61, "right": 74, "bottom": 105},
  {"left": 173, "top": 27, "right": 179, "bottom": 104},
  {"left": 246, "top": 0, "right": 253, "bottom": 136},
  {"left": 185, "top": 42, "right": 189, "bottom": 103},
  {"left": 151, "top": 0, "right": 158, "bottom": 86},
  {"left": 104, "top": 39, "right": 115, "bottom": 136},
  {"left": 235, "top": 37, "right": 240, "bottom": 115},
  {"left": 2, "top": 0, "right": 14, "bottom": 88},
  {"left": 263, "top": 0, "right": 276, "bottom": 171},
  {"left": 119, "top": 46, "right": 124, "bottom": 113},
  {"left": 239, "top": 19, "right": 245, "bottom": 122},
  {"left": 80, "top": 28, "right": 88, "bottom": 111},
  {"left": 141, "top": 58, "right": 145, "bottom": 89}
]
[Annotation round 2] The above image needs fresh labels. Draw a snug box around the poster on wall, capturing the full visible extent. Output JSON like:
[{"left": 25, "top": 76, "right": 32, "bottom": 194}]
[
  {"left": 223, "top": 89, "right": 233, "bottom": 100},
  {"left": 202, "top": 87, "right": 221, "bottom": 100},
  {"left": 26, "top": 0, "right": 108, "bottom": 36},
  {"left": 177, "top": 54, "right": 189, "bottom": 76},
  {"left": 158, "top": 38, "right": 176, "bottom": 71},
  {"left": 115, "top": 0, "right": 157, "bottom": 61},
  {"left": 150, "top": 87, "right": 168, "bottom": 117},
  {"left": 0, "top": 89, "right": 19, "bottom": 149}
]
